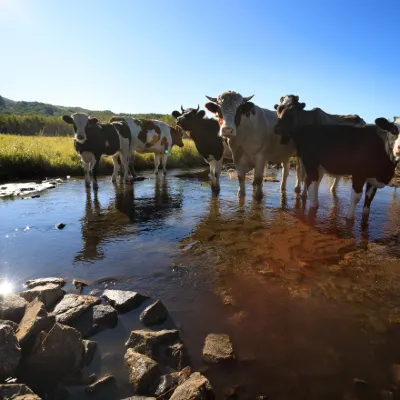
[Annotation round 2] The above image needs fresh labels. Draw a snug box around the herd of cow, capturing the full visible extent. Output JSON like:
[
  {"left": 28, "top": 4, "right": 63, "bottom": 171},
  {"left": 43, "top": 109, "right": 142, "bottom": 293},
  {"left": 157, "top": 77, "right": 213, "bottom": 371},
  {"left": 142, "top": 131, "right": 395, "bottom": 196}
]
[{"left": 62, "top": 90, "right": 400, "bottom": 220}]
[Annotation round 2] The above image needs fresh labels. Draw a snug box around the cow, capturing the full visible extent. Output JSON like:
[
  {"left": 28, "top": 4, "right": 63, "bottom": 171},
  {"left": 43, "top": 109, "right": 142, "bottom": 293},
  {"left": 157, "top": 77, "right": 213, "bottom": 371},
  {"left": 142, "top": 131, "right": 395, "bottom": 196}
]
[
  {"left": 204, "top": 91, "right": 301, "bottom": 199},
  {"left": 62, "top": 113, "right": 131, "bottom": 188},
  {"left": 274, "top": 116, "right": 400, "bottom": 219},
  {"left": 274, "top": 95, "right": 366, "bottom": 194},
  {"left": 171, "top": 105, "right": 232, "bottom": 193},
  {"left": 109, "top": 117, "right": 184, "bottom": 176}
]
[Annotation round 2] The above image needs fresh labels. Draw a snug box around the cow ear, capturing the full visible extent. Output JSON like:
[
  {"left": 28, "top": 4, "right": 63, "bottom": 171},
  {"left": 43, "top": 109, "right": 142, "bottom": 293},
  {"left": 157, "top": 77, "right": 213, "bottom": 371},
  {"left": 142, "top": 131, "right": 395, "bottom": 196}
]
[
  {"left": 280, "top": 96, "right": 284, "bottom": 103},
  {"left": 294, "top": 96, "right": 299, "bottom": 102},
  {"left": 241, "top": 102, "right": 254, "bottom": 114},
  {"left": 205, "top": 102, "right": 219, "bottom": 114},
  {"left": 172, "top": 111, "right": 181, "bottom": 119},
  {"left": 274, "top": 104, "right": 279, "bottom": 110},
  {"left": 299, "top": 102, "right": 306, "bottom": 109},
  {"left": 197, "top": 110, "right": 206, "bottom": 118},
  {"left": 375, "top": 117, "right": 392, "bottom": 131},
  {"left": 62, "top": 115, "right": 73, "bottom": 124},
  {"left": 88, "top": 117, "right": 98, "bottom": 125}
]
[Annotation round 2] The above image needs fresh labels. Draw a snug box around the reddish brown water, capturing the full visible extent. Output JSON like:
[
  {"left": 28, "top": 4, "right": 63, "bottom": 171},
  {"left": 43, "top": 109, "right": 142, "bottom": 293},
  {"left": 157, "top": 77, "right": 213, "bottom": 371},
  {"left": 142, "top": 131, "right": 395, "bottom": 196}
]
[{"left": 2, "top": 169, "right": 400, "bottom": 399}]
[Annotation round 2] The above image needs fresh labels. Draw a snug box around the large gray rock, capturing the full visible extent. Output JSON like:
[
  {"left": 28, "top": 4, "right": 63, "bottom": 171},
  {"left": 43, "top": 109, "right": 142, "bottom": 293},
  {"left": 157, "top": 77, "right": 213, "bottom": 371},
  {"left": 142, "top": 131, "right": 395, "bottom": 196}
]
[
  {"left": 25, "top": 277, "right": 66, "bottom": 289},
  {"left": 140, "top": 301, "right": 168, "bottom": 326},
  {"left": 169, "top": 372, "right": 215, "bottom": 400},
  {"left": 202, "top": 334, "right": 235, "bottom": 363},
  {"left": 52, "top": 294, "right": 100, "bottom": 324},
  {"left": 20, "top": 284, "right": 64, "bottom": 310},
  {"left": 0, "top": 294, "right": 28, "bottom": 322},
  {"left": 16, "top": 298, "right": 55, "bottom": 345},
  {"left": 82, "top": 340, "right": 97, "bottom": 367},
  {"left": 102, "top": 290, "right": 148, "bottom": 313},
  {"left": 0, "top": 384, "right": 38, "bottom": 399},
  {"left": 125, "top": 329, "right": 186, "bottom": 370},
  {"left": 124, "top": 349, "right": 161, "bottom": 395},
  {"left": 0, "top": 322, "right": 21, "bottom": 377},
  {"left": 19, "top": 323, "right": 84, "bottom": 384}
]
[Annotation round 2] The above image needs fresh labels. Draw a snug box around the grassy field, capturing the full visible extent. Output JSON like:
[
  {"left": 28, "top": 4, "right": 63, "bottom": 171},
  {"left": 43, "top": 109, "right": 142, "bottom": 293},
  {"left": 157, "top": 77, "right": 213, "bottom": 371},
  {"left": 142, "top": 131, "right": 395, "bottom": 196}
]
[{"left": 0, "top": 134, "right": 206, "bottom": 182}]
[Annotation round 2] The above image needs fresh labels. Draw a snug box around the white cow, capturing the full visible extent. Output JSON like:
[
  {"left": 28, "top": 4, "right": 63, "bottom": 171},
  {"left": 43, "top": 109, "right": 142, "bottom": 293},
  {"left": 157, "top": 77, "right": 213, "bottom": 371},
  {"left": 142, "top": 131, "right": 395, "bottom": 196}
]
[{"left": 204, "top": 91, "right": 301, "bottom": 199}]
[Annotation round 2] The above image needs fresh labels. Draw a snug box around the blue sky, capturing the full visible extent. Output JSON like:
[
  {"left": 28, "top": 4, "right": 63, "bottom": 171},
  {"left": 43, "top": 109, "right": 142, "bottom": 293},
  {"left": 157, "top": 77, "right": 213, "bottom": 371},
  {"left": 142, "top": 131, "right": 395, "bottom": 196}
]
[{"left": 0, "top": 0, "right": 398, "bottom": 122}]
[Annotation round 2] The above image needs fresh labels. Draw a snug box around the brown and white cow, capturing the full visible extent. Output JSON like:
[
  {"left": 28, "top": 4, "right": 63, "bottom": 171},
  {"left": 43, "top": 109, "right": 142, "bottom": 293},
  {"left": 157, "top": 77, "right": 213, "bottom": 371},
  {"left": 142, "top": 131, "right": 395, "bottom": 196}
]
[
  {"left": 204, "top": 91, "right": 301, "bottom": 199},
  {"left": 62, "top": 113, "right": 132, "bottom": 188},
  {"left": 274, "top": 95, "right": 366, "bottom": 194},
  {"left": 171, "top": 105, "right": 232, "bottom": 193},
  {"left": 275, "top": 114, "right": 400, "bottom": 219},
  {"left": 110, "top": 117, "right": 184, "bottom": 175}
]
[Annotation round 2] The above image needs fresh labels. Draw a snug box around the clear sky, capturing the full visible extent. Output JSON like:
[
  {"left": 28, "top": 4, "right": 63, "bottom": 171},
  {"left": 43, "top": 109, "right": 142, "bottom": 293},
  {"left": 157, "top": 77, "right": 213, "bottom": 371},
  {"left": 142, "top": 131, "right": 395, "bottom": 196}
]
[{"left": 0, "top": 0, "right": 399, "bottom": 122}]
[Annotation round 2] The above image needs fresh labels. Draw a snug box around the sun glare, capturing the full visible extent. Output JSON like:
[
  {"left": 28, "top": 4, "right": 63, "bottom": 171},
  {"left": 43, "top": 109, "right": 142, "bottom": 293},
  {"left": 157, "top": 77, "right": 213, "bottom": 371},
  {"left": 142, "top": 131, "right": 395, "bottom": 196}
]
[{"left": 0, "top": 280, "right": 14, "bottom": 295}]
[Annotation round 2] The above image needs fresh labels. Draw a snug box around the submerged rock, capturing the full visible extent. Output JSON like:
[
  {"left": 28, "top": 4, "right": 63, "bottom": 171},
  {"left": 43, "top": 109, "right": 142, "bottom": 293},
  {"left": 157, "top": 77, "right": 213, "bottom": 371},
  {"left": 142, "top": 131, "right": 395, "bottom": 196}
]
[
  {"left": 169, "top": 372, "right": 214, "bottom": 400},
  {"left": 102, "top": 290, "right": 148, "bottom": 313},
  {"left": 0, "top": 294, "right": 28, "bottom": 322},
  {"left": 25, "top": 277, "right": 66, "bottom": 289},
  {"left": 52, "top": 294, "right": 100, "bottom": 324},
  {"left": 85, "top": 374, "right": 117, "bottom": 396},
  {"left": 82, "top": 340, "right": 97, "bottom": 367},
  {"left": 140, "top": 300, "right": 168, "bottom": 326},
  {"left": 20, "top": 283, "right": 64, "bottom": 310},
  {"left": 154, "top": 367, "right": 192, "bottom": 399},
  {"left": 16, "top": 298, "right": 55, "bottom": 345},
  {"left": 124, "top": 349, "right": 161, "bottom": 395},
  {"left": 202, "top": 334, "right": 235, "bottom": 363},
  {"left": 72, "top": 279, "right": 89, "bottom": 291},
  {"left": 0, "top": 322, "right": 21, "bottom": 377}
]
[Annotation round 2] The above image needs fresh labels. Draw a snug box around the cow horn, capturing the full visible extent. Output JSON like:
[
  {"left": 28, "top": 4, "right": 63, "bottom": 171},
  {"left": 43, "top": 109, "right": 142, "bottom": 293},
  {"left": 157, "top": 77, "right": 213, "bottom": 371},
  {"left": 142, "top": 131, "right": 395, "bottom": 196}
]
[
  {"left": 243, "top": 95, "right": 254, "bottom": 103},
  {"left": 196, "top": 104, "right": 200, "bottom": 112},
  {"left": 205, "top": 95, "right": 218, "bottom": 103},
  {"left": 181, "top": 105, "right": 184, "bottom": 112}
]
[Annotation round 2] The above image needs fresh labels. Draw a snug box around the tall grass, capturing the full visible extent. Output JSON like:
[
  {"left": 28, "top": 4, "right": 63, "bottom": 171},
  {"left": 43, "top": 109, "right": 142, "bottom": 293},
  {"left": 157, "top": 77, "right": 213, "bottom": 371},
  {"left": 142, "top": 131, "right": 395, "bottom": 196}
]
[{"left": 0, "top": 135, "right": 206, "bottom": 182}]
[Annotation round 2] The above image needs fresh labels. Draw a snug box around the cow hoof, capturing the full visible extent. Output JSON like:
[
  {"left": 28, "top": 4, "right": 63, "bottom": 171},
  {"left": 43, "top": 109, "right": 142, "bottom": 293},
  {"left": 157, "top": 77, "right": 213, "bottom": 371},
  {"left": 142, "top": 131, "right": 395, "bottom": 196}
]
[
  {"left": 252, "top": 180, "right": 257, "bottom": 186},
  {"left": 237, "top": 190, "right": 245, "bottom": 198},
  {"left": 211, "top": 185, "right": 220, "bottom": 194},
  {"left": 85, "top": 182, "right": 91, "bottom": 188},
  {"left": 163, "top": 171, "right": 167, "bottom": 176},
  {"left": 93, "top": 182, "right": 99, "bottom": 190},
  {"left": 294, "top": 186, "right": 301, "bottom": 194},
  {"left": 362, "top": 207, "right": 370, "bottom": 216},
  {"left": 155, "top": 171, "right": 159, "bottom": 176},
  {"left": 254, "top": 191, "right": 264, "bottom": 201}
]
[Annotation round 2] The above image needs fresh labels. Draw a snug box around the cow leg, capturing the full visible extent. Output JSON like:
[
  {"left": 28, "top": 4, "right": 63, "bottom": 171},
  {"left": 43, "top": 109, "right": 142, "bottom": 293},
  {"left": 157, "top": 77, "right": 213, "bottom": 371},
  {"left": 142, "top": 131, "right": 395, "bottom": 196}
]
[
  {"left": 91, "top": 154, "right": 100, "bottom": 189},
  {"left": 347, "top": 178, "right": 364, "bottom": 219},
  {"left": 362, "top": 183, "right": 377, "bottom": 216},
  {"left": 294, "top": 158, "right": 302, "bottom": 194},
  {"left": 111, "top": 155, "right": 120, "bottom": 182},
  {"left": 161, "top": 154, "right": 168, "bottom": 175},
  {"left": 81, "top": 151, "right": 93, "bottom": 187},
  {"left": 304, "top": 162, "right": 319, "bottom": 208},
  {"left": 254, "top": 158, "right": 265, "bottom": 200},
  {"left": 130, "top": 152, "right": 137, "bottom": 177},
  {"left": 154, "top": 154, "right": 160, "bottom": 175},
  {"left": 214, "top": 158, "right": 222, "bottom": 193},
  {"left": 120, "top": 141, "right": 131, "bottom": 182},
  {"left": 330, "top": 177, "right": 340, "bottom": 192},
  {"left": 280, "top": 160, "right": 290, "bottom": 192},
  {"left": 237, "top": 166, "right": 246, "bottom": 198}
]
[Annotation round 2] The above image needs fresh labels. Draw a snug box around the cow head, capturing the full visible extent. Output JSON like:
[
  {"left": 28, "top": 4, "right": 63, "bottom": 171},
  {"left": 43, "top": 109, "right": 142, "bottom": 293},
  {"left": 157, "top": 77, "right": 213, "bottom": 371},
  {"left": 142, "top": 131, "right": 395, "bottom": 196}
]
[
  {"left": 375, "top": 117, "right": 400, "bottom": 161},
  {"left": 274, "top": 95, "right": 306, "bottom": 139},
  {"left": 172, "top": 105, "right": 206, "bottom": 132},
  {"left": 170, "top": 126, "right": 185, "bottom": 148},
  {"left": 274, "top": 95, "right": 306, "bottom": 117},
  {"left": 204, "top": 91, "right": 255, "bottom": 138},
  {"left": 62, "top": 113, "right": 98, "bottom": 143}
]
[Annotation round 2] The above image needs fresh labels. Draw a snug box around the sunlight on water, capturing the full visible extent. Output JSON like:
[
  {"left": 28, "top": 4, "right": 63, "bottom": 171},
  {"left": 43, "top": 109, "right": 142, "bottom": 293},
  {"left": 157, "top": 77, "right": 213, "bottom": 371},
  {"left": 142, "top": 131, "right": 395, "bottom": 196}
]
[{"left": 0, "top": 280, "right": 14, "bottom": 295}]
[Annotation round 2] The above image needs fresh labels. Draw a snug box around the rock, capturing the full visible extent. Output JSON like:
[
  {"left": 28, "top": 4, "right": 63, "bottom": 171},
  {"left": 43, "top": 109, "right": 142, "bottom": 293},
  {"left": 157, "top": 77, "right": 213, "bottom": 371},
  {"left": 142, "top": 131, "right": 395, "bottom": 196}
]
[
  {"left": 124, "top": 349, "right": 161, "bottom": 395},
  {"left": 70, "top": 304, "right": 118, "bottom": 338},
  {"left": 52, "top": 294, "right": 100, "bottom": 324},
  {"left": 20, "top": 284, "right": 64, "bottom": 310},
  {"left": 89, "top": 289, "right": 100, "bottom": 296},
  {"left": 82, "top": 340, "right": 97, "bottom": 367},
  {"left": 12, "top": 395, "right": 42, "bottom": 400},
  {"left": 203, "top": 334, "right": 235, "bottom": 363},
  {"left": 19, "top": 323, "right": 84, "bottom": 385},
  {"left": 125, "top": 329, "right": 186, "bottom": 369},
  {"left": 56, "top": 223, "right": 66, "bottom": 230},
  {"left": 121, "top": 397, "right": 156, "bottom": 400},
  {"left": 391, "top": 364, "right": 400, "bottom": 388},
  {"left": 169, "top": 372, "right": 214, "bottom": 400},
  {"left": 85, "top": 375, "right": 117, "bottom": 396},
  {"left": 0, "top": 384, "right": 37, "bottom": 399},
  {"left": 16, "top": 298, "right": 55, "bottom": 345},
  {"left": 0, "top": 322, "right": 21, "bottom": 377},
  {"left": 73, "top": 279, "right": 88, "bottom": 292},
  {"left": 140, "top": 300, "right": 168, "bottom": 326},
  {"left": 101, "top": 290, "right": 148, "bottom": 313},
  {"left": 0, "top": 294, "right": 28, "bottom": 322},
  {"left": 62, "top": 370, "right": 97, "bottom": 386},
  {"left": 1, "top": 320, "right": 19, "bottom": 332},
  {"left": 25, "top": 277, "right": 66, "bottom": 289},
  {"left": 155, "top": 367, "right": 191, "bottom": 399}
]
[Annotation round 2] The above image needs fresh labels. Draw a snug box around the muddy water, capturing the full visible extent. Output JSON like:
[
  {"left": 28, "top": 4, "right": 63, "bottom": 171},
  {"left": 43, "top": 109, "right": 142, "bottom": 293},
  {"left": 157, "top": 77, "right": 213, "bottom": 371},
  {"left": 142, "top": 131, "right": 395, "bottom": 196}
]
[{"left": 2, "top": 169, "right": 400, "bottom": 399}]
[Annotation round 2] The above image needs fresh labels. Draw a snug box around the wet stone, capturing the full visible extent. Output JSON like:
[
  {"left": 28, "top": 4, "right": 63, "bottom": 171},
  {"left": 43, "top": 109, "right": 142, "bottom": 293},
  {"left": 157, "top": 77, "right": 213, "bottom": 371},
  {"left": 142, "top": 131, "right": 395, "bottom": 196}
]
[
  {"left": 89, "top": 289, "right": 100, "bottom": 296},
  {"left": 0, "top": 322, "right": 21, "bottom": 378},
  {"left": 102, "top": 289, "right": 148, "bottom": 313},
  {"left": 52, "top": 294, "right": 100, "bottom": 324},
  {"left": 25, "top": 277, "right": 66, "bottom": 289},
  {"left": 0, "top": 384, "right": 36, "bottom": 399},
  {"left": 391, "top": 364, "right": 400, "bottom": 388},
  {"left": 85, "top": 374, "right": 117, "bottom": 396},
  {"left": 124, "top": 349, "right": 161, "bottom": 395},
  {"left": 1, "top": 320, "right": 19, "bottom": 332},
  {"left": 169, "top": 372, "right": 215, "bottom": 400},
  {"left": 20, "top": 283, "right": 64, "bottom": 310},
  {"left": 12, "top": 394, "right": 42, "bottom": 400},
  {"left": 121, "top": 397, "right": 156, "bottom": 400},
  {"left": 55, "top": 223, "right": 66, "bottom": 230},
  {"left": 82, "top": 340, "right": 97, "bottom": 367},
  {"left": 155, "top": 367, "right": 192, "bottom": 399},
  {"left": 140, "top": 300, "right": 169, "bottom": 326},
  {"left": 16, "top": 298, "right": 55, "bottom": 345},
  {"left": 0, "top": 294, "right": 28, "bottom": 322},
  {"left": 203, "top": 334, "right": 235, "bottom": 363}
]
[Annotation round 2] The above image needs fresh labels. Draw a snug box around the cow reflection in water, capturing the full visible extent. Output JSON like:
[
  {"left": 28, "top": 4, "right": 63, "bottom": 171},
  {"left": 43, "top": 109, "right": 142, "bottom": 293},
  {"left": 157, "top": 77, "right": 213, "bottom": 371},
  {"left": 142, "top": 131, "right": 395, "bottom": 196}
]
[{"left": 74, "top": 178, "right": 183, "bottom": 263}]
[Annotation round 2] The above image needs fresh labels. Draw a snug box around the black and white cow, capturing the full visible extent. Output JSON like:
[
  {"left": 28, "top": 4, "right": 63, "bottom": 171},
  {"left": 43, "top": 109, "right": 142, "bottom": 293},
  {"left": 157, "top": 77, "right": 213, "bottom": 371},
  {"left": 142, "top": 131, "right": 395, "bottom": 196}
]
[
  {"left": 62, "top": 113, "right": 132, "bottom": 188},
  {"left": 275, "top": 115, "right": 400, "bottom": 219},
  {"left": 171, "top": 105, "right": 232, "bottom": 193}
]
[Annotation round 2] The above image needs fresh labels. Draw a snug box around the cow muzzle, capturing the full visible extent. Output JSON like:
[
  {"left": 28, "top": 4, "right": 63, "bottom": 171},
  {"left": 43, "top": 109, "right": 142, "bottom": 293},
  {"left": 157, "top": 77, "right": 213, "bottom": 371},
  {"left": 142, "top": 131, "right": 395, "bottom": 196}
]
[
  {"left": 221, "top": 126, "right": 235, "bottom": 138},
  {"left": 75, "top": 135, "right": 85, "bottom": 142}
]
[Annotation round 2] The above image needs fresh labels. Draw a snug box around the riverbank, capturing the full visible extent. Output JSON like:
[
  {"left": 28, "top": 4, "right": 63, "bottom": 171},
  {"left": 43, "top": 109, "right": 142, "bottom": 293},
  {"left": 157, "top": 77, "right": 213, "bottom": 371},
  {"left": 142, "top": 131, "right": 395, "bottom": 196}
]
[{"left": 0, "top": 135, "right": 206, "bottom": 182}]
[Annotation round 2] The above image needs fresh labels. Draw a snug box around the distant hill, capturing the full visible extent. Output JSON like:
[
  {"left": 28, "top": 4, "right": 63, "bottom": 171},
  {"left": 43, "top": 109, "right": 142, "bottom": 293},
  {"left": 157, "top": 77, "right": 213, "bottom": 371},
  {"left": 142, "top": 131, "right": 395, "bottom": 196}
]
[{"left": 0, "top": 95, "right": 173, "bottom": 123}]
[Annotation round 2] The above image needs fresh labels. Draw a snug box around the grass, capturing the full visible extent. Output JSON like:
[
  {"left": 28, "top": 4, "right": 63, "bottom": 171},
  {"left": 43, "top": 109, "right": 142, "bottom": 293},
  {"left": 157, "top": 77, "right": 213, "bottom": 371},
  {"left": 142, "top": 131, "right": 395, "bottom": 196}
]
[{"left": 0, "top": 134, "right": 207, "bottom": 182}]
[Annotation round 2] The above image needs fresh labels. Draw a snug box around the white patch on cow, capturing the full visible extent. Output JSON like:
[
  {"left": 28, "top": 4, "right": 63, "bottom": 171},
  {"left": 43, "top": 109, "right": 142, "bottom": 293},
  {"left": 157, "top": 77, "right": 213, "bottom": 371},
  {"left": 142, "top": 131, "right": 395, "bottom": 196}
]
[
  {"left": 392, "top": 122, "right": 400, "bottom": 160},
  {"left": 308, "top": 181, "right": 318, "bottom": 207},
  {"left": 366, "top": 185, "right": 375, "bottom": 197},
  {"left": 105, "top": 140, "right": 110, "bottom": 147},
  {"left": 207, "top": 155, "right": 216, "bottom": 162},
  {"left": 219, "top": 96, "right": 244, "bottom": 138},
  {"left": 366, "top": 178, "right": 385, "bottom": 188},
  {"left": 72, "top": 113, "right": 89, "bottom": 143},
  {"left": 347, "top": 189, "right": 362, "bottom": 219},
  {"left": 280, "top": 96, "right": 294, "bottom": 107}
]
